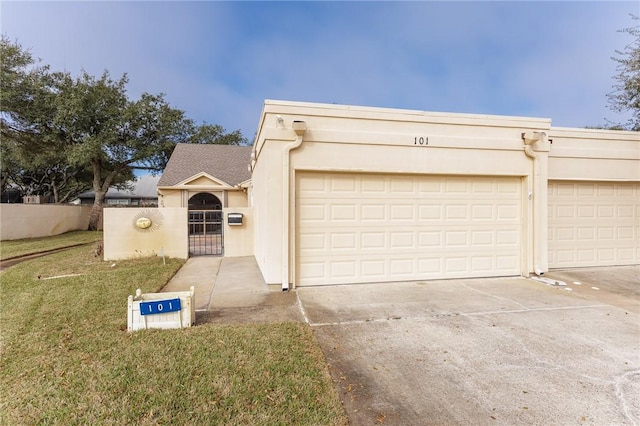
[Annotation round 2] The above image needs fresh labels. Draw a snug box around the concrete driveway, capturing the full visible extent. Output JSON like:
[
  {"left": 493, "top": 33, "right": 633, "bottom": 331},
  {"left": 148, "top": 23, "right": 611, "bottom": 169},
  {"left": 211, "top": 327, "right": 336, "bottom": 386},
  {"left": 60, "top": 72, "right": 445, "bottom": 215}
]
[{"left": 296, "top": 266, "right": 640, "bottom": 425}]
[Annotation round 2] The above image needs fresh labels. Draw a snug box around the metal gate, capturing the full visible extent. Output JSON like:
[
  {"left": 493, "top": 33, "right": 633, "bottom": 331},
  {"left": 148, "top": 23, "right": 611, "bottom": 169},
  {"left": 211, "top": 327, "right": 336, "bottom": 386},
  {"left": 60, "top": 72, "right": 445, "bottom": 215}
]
[{"left": 188, "top": 210, "right": 223, "bottom": 256}]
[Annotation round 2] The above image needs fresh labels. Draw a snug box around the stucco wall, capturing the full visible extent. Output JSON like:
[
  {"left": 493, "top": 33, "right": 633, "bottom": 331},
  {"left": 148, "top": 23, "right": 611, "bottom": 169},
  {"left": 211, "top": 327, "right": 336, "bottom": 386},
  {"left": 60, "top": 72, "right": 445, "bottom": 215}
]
[
  {"left": 252, "top": 100, "right": 552, "bottom": 285},
  {"left": 103, "top": 207, "right": 188, "bottom": 260},
  {"left": 223, "top": 207, "right": 253, "bottom": 257},
  {"left": 0, "top": 204, "right": 92, "bottom": 240},
  {"left": 158, "top": 189, "right": 182, "bottom": 208},
  {"left": 548, "top": 127, "right": 640, "bottom": 181},
  {"left": 158, "top": 188, "right": 247, "bottom": 208},
  {"left": 227, "top": 190, "right": 248, "bottom": 207},
  {"left": 251, "top": 142, "right": 287, "bottom": 283}
]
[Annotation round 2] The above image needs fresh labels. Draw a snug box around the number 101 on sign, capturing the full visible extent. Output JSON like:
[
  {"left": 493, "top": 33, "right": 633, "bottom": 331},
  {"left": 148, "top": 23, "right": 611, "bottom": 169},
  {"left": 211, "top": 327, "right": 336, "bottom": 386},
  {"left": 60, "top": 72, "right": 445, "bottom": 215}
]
[
  {"left": 140, "top": 298, "right": 182, "bottom": 316},
  {"left": 414, "top": 137, "right": 429, "bottom": 145}
]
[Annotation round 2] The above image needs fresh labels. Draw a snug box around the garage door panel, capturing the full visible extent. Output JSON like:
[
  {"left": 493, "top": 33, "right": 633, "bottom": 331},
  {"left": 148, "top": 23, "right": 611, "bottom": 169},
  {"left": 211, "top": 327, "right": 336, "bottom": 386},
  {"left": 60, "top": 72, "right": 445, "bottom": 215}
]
[
  {"left": 361, "top": 232, "right": 386, "bottom": 249},
  {"left": 297, "top": 173, "right": 523, "bottom": 285},
  {"left": 618, "top": 205, "right": 634, "bottom": 217},
  {"left": 472, "top": 205, "right": 494, "bottom": 219},
  {"left": 471, "top": 256, "right": 493, "bottom": 272},
  {"left": 331, "top": 261, "right": 356, "bottom": 278},
  {"left": 299, "top": 204, "right": 326, "bottom": 221},
  {"left": 419, "top": 205, "right": 442, "bottom": 220},
  {"left": 577, "top": 227, "right": 594, "bottom": 240},
  {"left": 618, "top": 248, "right": 635, "bottom": 262},
  {"left": 330, "top": 176, "right": 357, "bottom": 192},
  {"left": 390, "top": 177, "right": 416, "bottom": 192},
  {"left": 548, "top": 181, "right": 640, "bottom": 268},
  {"left": 300, "top": 227, "right": 519, "bottom": 254},
  {"left": 299, "top": 250, "right": 521, "bottom": 284},
  {"left": 391, "top": 205, "right": 415, "bottom": 220},
  {"left": 420, "top": 231, "right": 443, "bottom": 247},
  {"left": 497, "top": 204, "right": 519, "bottom": 220},
  {"left": 497, "top": 255, "right": 519, "bottom": 270},
  {"left": 330, "top": 233, "right": 357, "bottom": 250},
  {"left": 418, "top": 258, "right": 441, "bottom": 273},
  {"left": 362, "top": 204, "right": 386, "bottom": 220},
  {"left": 618, "top": 227, "right": 634, "bottom": 239},
  {"left": 299, "top": 233, "right": 325, "bottom": 250},
  {"left": 299, "top": 261, "right": 325, "bottom": 280},
  {"left": 362, "top": 259, "right": 387, "bottom": 277}
]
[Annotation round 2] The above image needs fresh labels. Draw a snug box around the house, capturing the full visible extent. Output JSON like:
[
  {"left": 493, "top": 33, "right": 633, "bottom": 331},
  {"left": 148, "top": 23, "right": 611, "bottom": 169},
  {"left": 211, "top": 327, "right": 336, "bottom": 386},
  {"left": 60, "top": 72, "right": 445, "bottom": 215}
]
[
  {"left": 103, "top": 100, "right": 640, "bottom": 290},
  {"left": 157, "top": 144, "right": 252, "bottom": 256},
  {"left": 75, "top": 174, "right": 160, "bottom": 207}
]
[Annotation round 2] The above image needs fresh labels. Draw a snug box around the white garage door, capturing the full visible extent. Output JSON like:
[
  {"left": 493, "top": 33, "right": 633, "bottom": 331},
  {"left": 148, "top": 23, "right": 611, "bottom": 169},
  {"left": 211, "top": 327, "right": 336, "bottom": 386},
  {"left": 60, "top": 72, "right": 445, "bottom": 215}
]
[
  {"left": 296, "top": 173, "right": 523, "bottom": 286},
  {"left": 548, "top": 181, "right": 640, "bottom": 268}
]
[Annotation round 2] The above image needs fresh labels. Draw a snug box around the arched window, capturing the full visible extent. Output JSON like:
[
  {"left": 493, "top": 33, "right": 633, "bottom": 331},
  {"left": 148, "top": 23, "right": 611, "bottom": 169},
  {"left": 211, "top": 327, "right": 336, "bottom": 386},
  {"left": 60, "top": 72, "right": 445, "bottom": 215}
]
[{"left": 188, "top": 193, "right": 222, "bottom": 210}]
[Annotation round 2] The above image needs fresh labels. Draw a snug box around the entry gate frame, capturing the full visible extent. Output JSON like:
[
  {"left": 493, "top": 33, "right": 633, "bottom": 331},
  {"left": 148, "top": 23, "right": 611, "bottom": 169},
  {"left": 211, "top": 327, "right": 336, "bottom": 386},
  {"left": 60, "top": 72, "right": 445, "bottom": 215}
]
[{"left": 188, "top": 209, "right": 223, "bottom": 256}]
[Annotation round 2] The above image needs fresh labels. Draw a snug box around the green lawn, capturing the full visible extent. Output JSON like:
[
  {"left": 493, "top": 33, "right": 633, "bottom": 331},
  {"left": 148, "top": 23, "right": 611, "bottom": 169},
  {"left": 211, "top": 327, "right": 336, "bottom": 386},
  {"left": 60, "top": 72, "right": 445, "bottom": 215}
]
[
  {"left": 0, "top": 230, "right": 104, "bottom": 260},
  {"left": 0, "top": 245, "right": 347, "bottom": 425}
]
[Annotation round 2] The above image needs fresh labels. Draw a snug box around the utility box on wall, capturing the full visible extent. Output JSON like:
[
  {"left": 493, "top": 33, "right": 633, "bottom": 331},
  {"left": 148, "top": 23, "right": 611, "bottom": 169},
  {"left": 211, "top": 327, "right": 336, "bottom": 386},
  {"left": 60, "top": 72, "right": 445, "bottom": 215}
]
[{"left": 228, "top": 212, "right": 244, "bottom": 226}]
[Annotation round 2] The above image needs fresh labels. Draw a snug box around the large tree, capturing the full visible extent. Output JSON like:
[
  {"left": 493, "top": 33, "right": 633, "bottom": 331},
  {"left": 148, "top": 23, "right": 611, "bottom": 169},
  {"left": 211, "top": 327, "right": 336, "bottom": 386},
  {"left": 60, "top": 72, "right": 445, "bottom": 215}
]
[
  {"left": 1, "top": 36, "right": 247, "bottom": 229},
  {"left": 608, "top": 15, "right": 640, "bottom": 131},
  {"left": 1, "top": 37, "right": 96, "bottom": 203},
  {"left": 50, "top": 71, "right": 196, "bottom": 229}
]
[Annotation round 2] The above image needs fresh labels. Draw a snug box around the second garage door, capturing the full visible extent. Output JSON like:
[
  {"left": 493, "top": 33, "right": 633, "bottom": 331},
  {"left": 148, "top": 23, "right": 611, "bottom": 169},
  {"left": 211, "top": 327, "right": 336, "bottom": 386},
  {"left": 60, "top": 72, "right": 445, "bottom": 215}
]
[
  {"left": 548, "top": 181, "right": 640, "bottom": 268},
  {"left": 296, "top": 173, "right": 523, "bottom": 286}
]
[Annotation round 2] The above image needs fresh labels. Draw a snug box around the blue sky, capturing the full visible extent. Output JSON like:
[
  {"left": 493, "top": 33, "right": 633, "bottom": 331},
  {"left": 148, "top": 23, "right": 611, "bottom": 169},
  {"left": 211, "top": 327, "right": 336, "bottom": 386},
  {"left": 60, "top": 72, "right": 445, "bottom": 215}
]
[{"left": 1, "top": 1, "right": 637, "bottom": 138}]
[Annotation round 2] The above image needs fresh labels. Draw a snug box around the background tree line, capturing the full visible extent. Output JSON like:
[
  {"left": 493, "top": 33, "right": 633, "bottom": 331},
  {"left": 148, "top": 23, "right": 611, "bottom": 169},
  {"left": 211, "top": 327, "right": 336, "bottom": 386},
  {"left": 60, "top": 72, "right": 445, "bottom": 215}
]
[
  {"left": 608, "top": 15, "right": 640, "bottom": 131},
  {"left": 0, "top": 36, "right": 247, "bottom": 229}
]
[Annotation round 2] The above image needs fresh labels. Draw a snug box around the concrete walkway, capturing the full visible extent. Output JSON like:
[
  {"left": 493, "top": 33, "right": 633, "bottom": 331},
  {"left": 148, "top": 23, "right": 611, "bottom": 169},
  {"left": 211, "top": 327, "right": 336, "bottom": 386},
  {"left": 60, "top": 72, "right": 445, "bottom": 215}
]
[
  {"left": 160, "top": 256, "right": 302, "bottom": 324},
  {"left": 160, "top": 256, "right": 221, "bottom": 310}
]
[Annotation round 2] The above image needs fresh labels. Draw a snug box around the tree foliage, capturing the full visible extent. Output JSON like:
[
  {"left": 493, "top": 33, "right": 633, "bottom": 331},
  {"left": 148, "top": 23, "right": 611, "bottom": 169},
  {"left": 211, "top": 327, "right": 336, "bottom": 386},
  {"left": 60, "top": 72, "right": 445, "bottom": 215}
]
[
  {"left": 190, "top": 123, "right": 247, "bottom": 146},
  {"left": 1, "top": 35, "right": 247, "bottom": 229},
  {"left": 608, "top": 15, "right": 640, "bottom": 131}
]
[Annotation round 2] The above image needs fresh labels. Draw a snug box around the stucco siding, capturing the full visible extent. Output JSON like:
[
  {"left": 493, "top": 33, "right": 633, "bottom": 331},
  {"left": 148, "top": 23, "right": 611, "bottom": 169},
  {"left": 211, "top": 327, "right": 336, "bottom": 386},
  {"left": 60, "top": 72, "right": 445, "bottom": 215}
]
[
  {"left": 251, "top": 141, "right": 286, "bottom": 284},
  {"left": 158, "top": 189, "right": 182, "bottom": 208},
  {"left": 222, "top": 207, "right": 254, "bottom": 257},
  {"left": 103, "top": 207, "right": 188, "bottom": 260},
  {"left": 227, "top": 191, "right": 248, "bottom": 208},
  {"left": 548, "top": 127, "right": 640, "bottom": 181},
  {"left": 252, "top": 100, "right": 552, "bottom": 287},
  {"left": 0, "top": 204, "right": 92, "bottom": 240},
  {"left": 158, "top": 188, "right": 247, "bottom": 208}
]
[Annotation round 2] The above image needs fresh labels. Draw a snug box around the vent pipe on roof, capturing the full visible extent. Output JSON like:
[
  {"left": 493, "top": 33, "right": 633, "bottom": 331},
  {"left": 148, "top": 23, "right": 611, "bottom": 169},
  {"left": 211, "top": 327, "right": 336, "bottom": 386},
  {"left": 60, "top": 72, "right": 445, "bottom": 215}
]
[{"left": 281, "top": 121, "right": 307, "bottom": 291}]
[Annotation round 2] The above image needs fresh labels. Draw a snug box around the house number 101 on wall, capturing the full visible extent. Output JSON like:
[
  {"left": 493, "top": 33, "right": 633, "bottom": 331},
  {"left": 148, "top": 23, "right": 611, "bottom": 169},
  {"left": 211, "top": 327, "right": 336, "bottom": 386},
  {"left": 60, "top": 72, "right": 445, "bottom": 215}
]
[{"left": 414, "top": 137, "right": 429, "bottom": 145}]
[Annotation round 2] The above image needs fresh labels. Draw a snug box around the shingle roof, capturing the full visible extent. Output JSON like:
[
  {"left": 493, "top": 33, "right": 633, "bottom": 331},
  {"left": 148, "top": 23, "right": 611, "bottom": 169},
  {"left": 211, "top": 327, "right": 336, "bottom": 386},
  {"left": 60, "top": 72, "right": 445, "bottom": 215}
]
[{"left": 158, "top": 144, "right": 252, "bottom": 187}]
